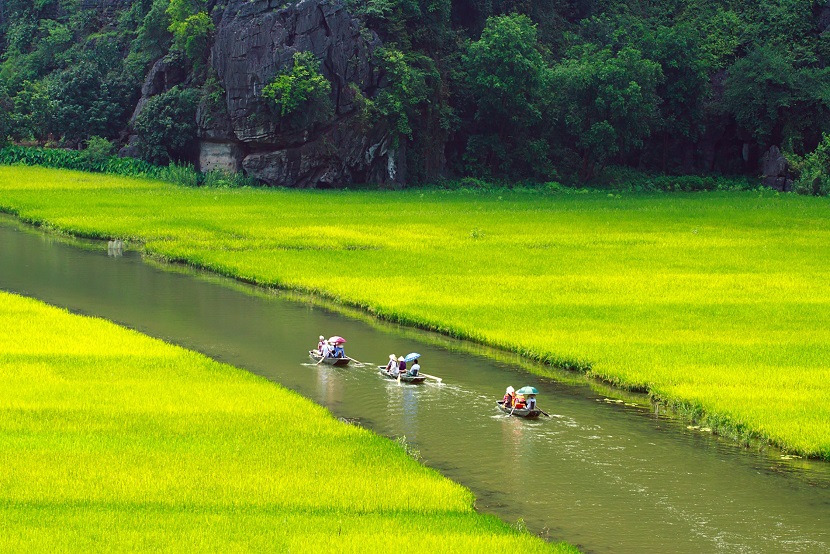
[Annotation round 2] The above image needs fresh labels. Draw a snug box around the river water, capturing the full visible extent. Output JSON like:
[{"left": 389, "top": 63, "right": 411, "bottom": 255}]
[{"left": 1, "top": 215, "right": 828, "bottom": 553}]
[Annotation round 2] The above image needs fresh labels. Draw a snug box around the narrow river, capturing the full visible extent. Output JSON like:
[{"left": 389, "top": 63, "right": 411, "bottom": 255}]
[{"left": 1, "top": 215, "right": 828, "bottom": 553}]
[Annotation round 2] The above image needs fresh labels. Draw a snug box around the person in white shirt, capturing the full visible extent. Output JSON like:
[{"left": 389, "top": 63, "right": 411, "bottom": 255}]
[
  {"left": 408, "top": 359, "right": 420, "bottom": 377},
  {"left": 320, "top": 341, "right": 334, "bottom": 358}
]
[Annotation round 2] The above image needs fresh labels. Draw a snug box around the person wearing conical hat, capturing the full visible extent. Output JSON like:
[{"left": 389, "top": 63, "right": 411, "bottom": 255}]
[{"left": 502, "top": 386, "right": 516, "bottom": 408}]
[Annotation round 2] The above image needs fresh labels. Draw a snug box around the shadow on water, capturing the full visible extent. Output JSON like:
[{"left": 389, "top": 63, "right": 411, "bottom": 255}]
[{"left": 1, "top": 214, "right": 829, "bottom": 554}]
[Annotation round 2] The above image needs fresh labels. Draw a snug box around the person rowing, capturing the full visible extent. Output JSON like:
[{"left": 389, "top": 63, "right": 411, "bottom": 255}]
[
  {"left": 320, "top": 340, "right": 334, "bottom": 358},
  {"left": 408, "top": 358, "right": 420, "bottom": 377},
  {"left": 502, "top": 386, "right": 516, "bottom": 408},
  {"left": 383, "top": 354, "right": 397, "bottom": 374},
  {"left": 316, "top": 335, "right": 327, "bottom": 355}
]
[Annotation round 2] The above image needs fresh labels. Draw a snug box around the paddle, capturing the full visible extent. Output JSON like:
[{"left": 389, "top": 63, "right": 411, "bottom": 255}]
[
  {"left": 538, "top": 408, "right": 551, "bottom": 417},
  {"left": 419, "top": 372, "right": 442, "bottom": 383}
]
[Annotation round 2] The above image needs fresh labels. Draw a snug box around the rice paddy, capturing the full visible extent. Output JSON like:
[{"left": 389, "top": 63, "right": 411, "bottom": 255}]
[
  {"left": 1, "top": 166, "right": 829, "bottom": 459},
  {"left": 0, "top": 290, "right": 571, "bottom": 551}
]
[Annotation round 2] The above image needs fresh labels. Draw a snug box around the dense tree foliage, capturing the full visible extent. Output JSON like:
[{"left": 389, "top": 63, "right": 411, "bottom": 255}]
[
  {"left": 1, "top": 0, "right": 830, "bottom": 189},
  {"left": 133, "top": 85, "right": 198, "bottom": 164}
]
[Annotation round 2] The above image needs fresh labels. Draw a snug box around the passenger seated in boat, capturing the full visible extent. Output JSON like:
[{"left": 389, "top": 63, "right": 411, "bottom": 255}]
[
  {"left": 408, "top": 359, "right": 420, "bottom": 377},
  {"left": 514, "top": 394, "right": 526, "bottom": 410},
  {"left": 397, "top": 356, "right": 407, "bottom": 375},
  {"left": 320, "top": 341, "right": 334, "bottom": 358},
  {"left": 526, "top": 395, "right": 537, "bottom": 410},
  {"left": 384, "top": 354, "right": 397, "bottom": 373},
  {"left": 502, "top": 386, "right": 515, "bottom": 408},
  {"left": 316, "top": 335, "right": 326, "bottom": 355},
  {"left": 333, "top": 344, "right": 345, "bottom": 358}
]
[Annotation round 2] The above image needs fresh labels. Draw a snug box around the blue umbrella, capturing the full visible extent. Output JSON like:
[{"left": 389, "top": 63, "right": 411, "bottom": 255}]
[
  {"left": 404, "top": 352, "right": 421, "bottom": 362},
  {"left": 516, "top": 386, "right": 538, "bottom": 395}
]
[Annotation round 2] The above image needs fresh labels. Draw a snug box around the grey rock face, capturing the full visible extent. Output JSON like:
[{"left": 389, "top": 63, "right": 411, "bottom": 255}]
[
  {"left": 128, "top": 54, "right": 188, "bottom": 128},
  {"left": 204, "top": 0, "right": 402, "bottom": 187},
  {"left": 760, "top": 146, "right": 793, "bottom": 192}
]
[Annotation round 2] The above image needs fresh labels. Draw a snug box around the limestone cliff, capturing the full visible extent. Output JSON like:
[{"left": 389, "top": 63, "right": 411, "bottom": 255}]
[{"left": 203, "top": 0, "right": 402, "bottom": 187}]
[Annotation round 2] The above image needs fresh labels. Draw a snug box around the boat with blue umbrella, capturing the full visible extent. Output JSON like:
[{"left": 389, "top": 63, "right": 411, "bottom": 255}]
[
  {"left": 377, "top": 352, "right": 443, "bottom": 384},
  {"left": 497, "top": 385, "right": 548, "bottom": 418}
]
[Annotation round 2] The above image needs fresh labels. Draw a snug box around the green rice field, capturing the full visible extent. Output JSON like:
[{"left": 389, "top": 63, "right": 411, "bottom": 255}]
[
  {"left": 1, "top": 166, "right": 829, "bottom": 459},
  {"left": 0, "top": 290, "right": 570, "bottom": 552}
]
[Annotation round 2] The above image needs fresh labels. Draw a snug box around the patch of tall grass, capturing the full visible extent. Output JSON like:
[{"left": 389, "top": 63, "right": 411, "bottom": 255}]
[
  {"left": 0, "top": 291, "right": 571, "bottom": 552},
  {"left": 0, "top": 165, "right": 828, "bottom": 459},
  {"left": 0, "top": 145, "right": 258, "bottom": 188}
]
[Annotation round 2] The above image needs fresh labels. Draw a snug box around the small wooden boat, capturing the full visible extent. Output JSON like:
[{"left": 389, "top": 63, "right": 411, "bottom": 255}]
[
  {"left": 309, "top": 350, "right": 352, "bottom": 367},
  {"left": 378, "top": 366, "right": 427, "bottom": 384},
  {"left": 497, "top": 400, "right": 542, "bottom": 419}
]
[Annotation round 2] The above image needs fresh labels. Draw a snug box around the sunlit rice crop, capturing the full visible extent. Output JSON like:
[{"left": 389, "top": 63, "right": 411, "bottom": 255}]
[
  {"left": 1, "top": 165, "right": 829, "bottom": 459},
  {"left": 0, "top": 291, "right": 572, "bottom": 552}
]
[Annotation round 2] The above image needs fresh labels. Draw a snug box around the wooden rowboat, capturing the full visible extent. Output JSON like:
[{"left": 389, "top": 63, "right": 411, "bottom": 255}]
[
  {"left": 377, "top": 366, "right": 427, "bottom": 384},
  {"left": 309, "top": 350, "right": 352, "bottom": 367},
  {"left": 497, "top": 400, "right": 542, "bottom": 419}
]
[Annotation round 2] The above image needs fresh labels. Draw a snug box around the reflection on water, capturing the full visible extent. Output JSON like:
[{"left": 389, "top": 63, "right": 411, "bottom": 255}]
[
  {"left": 107, "top": 239, "right": 124, "bottom": 257},
  {"left": 1, "top": 215, "right": 829, "bottom": 554}
]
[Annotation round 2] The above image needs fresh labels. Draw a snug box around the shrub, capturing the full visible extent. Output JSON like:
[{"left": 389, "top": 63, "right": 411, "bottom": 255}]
[
  {"left": 166, "top": 0, "right": 213, "bottom": 69},
  {"left": 81, "top": 136, "right": 115, "bottom": 164},
  {"left": 202, "top": 169, "right": 259, "bottom": 188},
  {"left": 133, "top": 85, "right": 199, "bottom": 165},
  {"left": 790, "top": 134, "right": 830, "bottom": 196},
  {"left": 262, "top": 51, "right": 332, "bottom": 129}
]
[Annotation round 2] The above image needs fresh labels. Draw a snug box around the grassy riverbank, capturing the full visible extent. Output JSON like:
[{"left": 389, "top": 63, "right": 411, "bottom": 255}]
[
  {"left": 1, "top": 166, "right": 829, "bottom": 459},
  {"left": 0, "top": 290, "right": 570, "bottom": 551}
]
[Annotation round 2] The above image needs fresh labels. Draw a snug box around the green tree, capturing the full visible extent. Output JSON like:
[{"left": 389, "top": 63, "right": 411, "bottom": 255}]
[
  {"left": 723, "top": 45, "right": 830, "bottom": 151},
  {"left": 125, "top": 0, "right": 173, "bottom": 79},
  {"left": 262, "top": 51, "right": 333, "bottom": 129},
  {"left": 167, "top": 0, "right": 213, "bottom": 69},
  {"left": 643, "top": 23, "right": 710, "bottom": 171},
  {"left": 46, "top": 62, "right": 128, "bottom": 142},
  {"left": 372, "top": 48, "right": 430, "bottom": 140},
  {"left": 551, "top": 44, "right": 663, "bottom": 180},
  {"left": 462, "top": 13, "right": 553, "bottom": 178},
  {"left": 0, "top": 85, "right": 12, "bottom": 146},
  {"left": 134, "top": 85, "right": 199, "bottom": 164},
  {"left": 9, "top": 79, "right": 53, "bottom": 141}
]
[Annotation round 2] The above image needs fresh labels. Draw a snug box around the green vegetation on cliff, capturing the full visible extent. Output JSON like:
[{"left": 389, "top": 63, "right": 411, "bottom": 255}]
[{"left": 2, "top": 0, "right": 830, "bottom": 186}]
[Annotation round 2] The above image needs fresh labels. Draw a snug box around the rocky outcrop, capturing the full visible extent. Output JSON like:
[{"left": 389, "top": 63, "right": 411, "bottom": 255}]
[
  {"left": 760, "top": 146, "right": 793, "bottom": 192},
  {"left": 201, "top": 0, "right": 403, "bottom": 187},
  {"left": 119, "top": 54, "right": 189, "bottom": 159}
]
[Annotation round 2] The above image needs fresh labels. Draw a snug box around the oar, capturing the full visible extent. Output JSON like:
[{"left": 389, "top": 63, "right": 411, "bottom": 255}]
[
  {"left": 315, "top": 355, "right": 326, "bottom": 366},
  {"left": 419, "top": 372, "right": 442, "bottom": 383},
  {"left": 538, "top": 408, "right": 551, "bottom": 417}
]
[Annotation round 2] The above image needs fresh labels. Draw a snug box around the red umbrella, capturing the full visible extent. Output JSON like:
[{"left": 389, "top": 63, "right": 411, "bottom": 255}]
[{"left": 328, "top": 336, "right": 346, "bottom": 344}]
